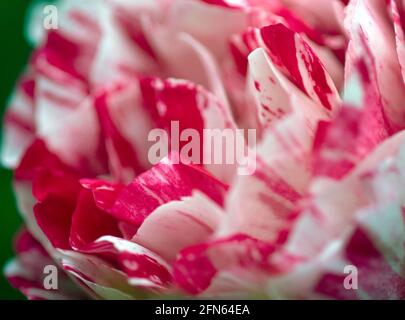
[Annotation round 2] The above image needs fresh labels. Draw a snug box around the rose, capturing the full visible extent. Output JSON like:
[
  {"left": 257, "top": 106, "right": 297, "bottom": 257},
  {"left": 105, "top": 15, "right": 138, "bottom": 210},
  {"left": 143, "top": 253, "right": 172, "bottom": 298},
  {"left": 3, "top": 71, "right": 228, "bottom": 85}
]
[{"left": 2, "top": 0, "right": 404, "bottom": 299}]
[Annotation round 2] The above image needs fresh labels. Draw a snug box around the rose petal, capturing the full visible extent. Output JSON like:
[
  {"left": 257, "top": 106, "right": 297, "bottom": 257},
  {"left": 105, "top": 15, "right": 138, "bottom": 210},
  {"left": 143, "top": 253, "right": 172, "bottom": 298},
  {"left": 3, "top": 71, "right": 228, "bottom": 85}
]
[
  {"left": 259, "top": 24, "right": 340, "bottom": 112},
  {"left": 284, "top": 130, "right": 405, "bottom": 260},
  {"left": 69, "top": 189, "right": 121, "bottom": 250},
  {"left": 72, "top": 236, "right": 172, "bottom": 292},
  {"left": 133, "top": 191, "right": 224, "bottom": 262},
  {"left": 107, "top": 157, "right": 228, "bottom": 228},
  {"left": 95, "top": 83, "right": 150, "bottom": 182},
  {"left": 5, "top": 229, "right": 85, "bottom": 300},
  {"left": 140, "top": 77, "right": 238, "bottom": 182},
  {"left": 313, "top": 58, "right": 392, "bottom": 179},
  {"left": 391, "top": 0, "right": 405, "bottom": 82},
  {"left": 173, "top": 234, "right": 277, "bottom": 295},
  {"left": 345, "top": 0, "right": 405, "bottom": 130},
  {"left": 1, "top": 75, "right": 36, "bottom": 168}
]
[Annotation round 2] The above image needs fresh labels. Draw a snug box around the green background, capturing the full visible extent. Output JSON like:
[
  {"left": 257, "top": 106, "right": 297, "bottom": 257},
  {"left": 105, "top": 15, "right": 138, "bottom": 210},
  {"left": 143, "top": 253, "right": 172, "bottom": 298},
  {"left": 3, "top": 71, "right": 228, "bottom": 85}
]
[{"left": 0, "top": 1, "right": 32, "bottom": 299}]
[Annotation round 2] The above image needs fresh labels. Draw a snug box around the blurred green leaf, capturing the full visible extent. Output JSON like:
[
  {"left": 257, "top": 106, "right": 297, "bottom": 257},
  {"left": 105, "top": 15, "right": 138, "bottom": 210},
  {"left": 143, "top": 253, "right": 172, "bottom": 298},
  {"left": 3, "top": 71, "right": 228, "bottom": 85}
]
[{"left": 0, "top": 0, "right": 33, "bottom": 300}]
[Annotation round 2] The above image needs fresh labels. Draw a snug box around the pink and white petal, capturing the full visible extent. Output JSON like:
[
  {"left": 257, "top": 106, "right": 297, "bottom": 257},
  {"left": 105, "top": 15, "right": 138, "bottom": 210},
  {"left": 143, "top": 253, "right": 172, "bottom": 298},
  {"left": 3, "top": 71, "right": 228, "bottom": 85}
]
[
  {"left": 168, "top": 0, "right": 248, "bottom": 60},
  {"left": 112, "top": 7, "right": 159, "bottom": 64},
  {"left": 1, "top": 115, "right": 35, "bottom": 170},
  {"left": 267, "top": 163, "right": 405, "bottom": 299},
  {"left": 14, "top": 141, "right": 82, "bottom": 250},
  {"left": 142, "top": 20, "right": 214, "bottom": 90},
  {"left": 94, "top": 83, "right": 152, "bottom": 183},
  {"left": 220, "top": 72, "right": 327, "bottom": 242},
  {"left": 391, "top": 0, "right": 405, "bottom": 82},
  {"left": 80, "top": 179, "right": 136, "bottom": 240},
  {"left": 31, "top": 8, "right": 99, "bottom": 135},
  {"left": 230, "top": 27, "right": 260, "bottom": 76},
  {"left": 267, "top": 225, "right": 405, "bottom": 299},
  {"left": 80, "top": 179, "right": 124, "bottom": 212},
  {"left": 314, "top": 59, "right": 392, "bottom": 179},
  {"left": 34, "top": 197, "right": 77, "bottom": 250},
  {"left": 74, "top": 236, "right": 172, "bottom": 292},
  {"left": 221, "top": 116, "right": 309, "bottom": 243},
  {"left": 266, "top": 7, "right": 346, "bottom": 88},
  {"left": 280, "top": 0, "right": 344, "bottom": 33},
  {"left": 96, "top": 82, "right": 154, "bottom": 170},
  {"left": 198, "top": 0, "right": 247, "bottom": 9},
  {"left": 140, "top": 77, "right": 238, "bottom": 182},
  {"left": 56, "top": 249, "right": 148, "bottom": 299},
  {"left": 248, "top": 46, "right": 333, "bottom": 126},
  {"left": 265, "top": 239, "right": 349, "bottom": 299},
  {"left": 32, "top": 0, "right": 102, "bottom": 82},
  {"left": 173, "top": 234, "right": 277, "bottom": 296},
  {"left": 345, "top": 0, "right": 405, "bottom": 130},
  {"left": 247, "top": 47, "right": 291, "bottom": 128},
  {"left": 5, "top": 229, "right": 85, "bottom": 300},
  {"left": 69, "top": 189, "right": 121, "bottom": 250},
  {"left": 229, "top": 7, "right": 345, "bottom": 83},
  {"left": 13, "top": 182, "right": 48, "bottom": 248},
  {"left": 179, "top": 33, "right": 231, "bottom": 109},
  {"left": 89, "top": 4, "right": 159, "bottom": 88},
  {"left": 133, "top": 191, "right": 224, "bottom": 262},
  {"left": 329, "top": 227, "right": 405, "bottom": 299},
  {"left": 1, "top": 75, "right": 36, "bottom": 169},
  {"left": 12, "top": 180, "right": 77, "bottom": 277},
  {"left": 284, "top": 131, "right": 405, "bottom": 260},
  {"left": 141, "top": 0, "right": 247, "bottom": 88},
  {"left": 342, "top": 202, "right": 405, "bottom": 299},
  {"left": 107, "top": 158, "right": 228, "bottom": 228},
  {"left": 33, "top": 32, "right": 90, "bottom": 139},
  {"left": 15, "top": 140, "right": 81, "bottom": 202},
  {"left": 27, "top": 0, "right": 101, "bottom": 60},
  {"left": 34, "top": 76, "right": 87, "bottom": 137},
  {"left": 258, "top": 24, "right": 340, "bottom": 113},
  {"left": 354, "top": 148, "right": 405, "bottom": 275},
  {"left": 355, "top": 206, "right": 405, "bottom": 294},
  {"left": 50, "top": 0, "right": 101, "bottom": 49},
  {"left": 33, "top": 30, "right": 91, "bottom": 85},
  {"left": 279, "top": 220, "right": 405, "bottom": 299},
  {"left": 40, "top": 97, "right": 107, "bottom": 176},
  {"left": 224, "top": 71, "right": 262, "bottom": 134},
  {"left": 304, "top": 37, "right": 345, "bottom": 90},
  {"left": 5, "top": 252, "right": 80, "bottom": 300},
  {"left": 220, "top": 172, "right": 297, "bottom": 244},
  {"left": 196, "top": 272, "right": 264, "bottom": 298},
  {"left": 119, "top": 251, "right": 172, "bottom": 291}
]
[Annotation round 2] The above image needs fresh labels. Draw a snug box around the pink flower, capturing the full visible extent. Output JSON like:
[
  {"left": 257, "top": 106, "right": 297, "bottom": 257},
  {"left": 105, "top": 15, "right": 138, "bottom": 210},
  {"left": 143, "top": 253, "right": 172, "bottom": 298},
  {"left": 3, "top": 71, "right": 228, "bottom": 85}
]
[{"left": 2, "top": 0, "right": 405, "bottom": 299}]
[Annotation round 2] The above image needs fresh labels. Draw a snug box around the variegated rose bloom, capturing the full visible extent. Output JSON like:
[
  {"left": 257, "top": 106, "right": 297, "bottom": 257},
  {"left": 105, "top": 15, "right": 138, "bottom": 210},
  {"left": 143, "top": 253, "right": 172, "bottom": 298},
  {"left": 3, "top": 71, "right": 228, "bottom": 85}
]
[{"left": 2, "top": 0, "right": 405, "bottom": 300}]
